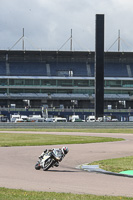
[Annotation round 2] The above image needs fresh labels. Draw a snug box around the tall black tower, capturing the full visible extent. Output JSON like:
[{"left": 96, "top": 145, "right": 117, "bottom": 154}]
[{"left": 95, "top": 14, "right": 104, "bottom": 118}]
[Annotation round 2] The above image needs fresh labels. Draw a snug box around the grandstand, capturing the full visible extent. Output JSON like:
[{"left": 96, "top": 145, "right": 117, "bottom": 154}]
[{"left": 0, "top": 50, "right": 133, "bottom": 119}]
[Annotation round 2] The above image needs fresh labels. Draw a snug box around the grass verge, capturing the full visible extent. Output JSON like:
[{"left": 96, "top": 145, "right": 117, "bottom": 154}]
[
  {"left": 0, "top": 187, "right": 133, "bottom": 200},
  {"left": 0, "top": 132, "right": 123, "bottom": 147},
  {"left": 90, "top": 156, "right": 133, "bottom": 173},
  {"left": 1, "top": 128, "right": 133, "bottom": 133}
]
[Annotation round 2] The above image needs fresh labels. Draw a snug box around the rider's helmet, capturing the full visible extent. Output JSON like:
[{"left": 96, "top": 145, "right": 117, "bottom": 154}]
[{"left": 62, "top": 146, "right": 69, "bottom": 155}]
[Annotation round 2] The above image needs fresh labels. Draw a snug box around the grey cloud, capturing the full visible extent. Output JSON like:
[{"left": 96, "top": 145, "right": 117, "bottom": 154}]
[{"left": 0, "top": 0, "right": 133, "bottom": 51}]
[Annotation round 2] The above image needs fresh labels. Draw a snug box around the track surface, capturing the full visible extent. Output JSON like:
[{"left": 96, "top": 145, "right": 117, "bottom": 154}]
[{"left": 0, "top": 131, "right": 133, "bottom": 197}]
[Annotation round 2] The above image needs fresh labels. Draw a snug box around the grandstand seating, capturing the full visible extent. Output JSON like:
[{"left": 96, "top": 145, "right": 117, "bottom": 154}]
[
  {"left": 0, "top": 60, "right": 132, "bottom": 78},
  {"left": 129, "top": 64, "right": 133, "bottom": 76},
  {"left": 9, "top": 62, "right": 47, "bottom": 76},
  {"left": 0, "top": 62, "right": 6, "bottom": 75},
  {"left": 0, "top": 60, "right": 131, "bottom": 77},
  {"left": 49, "top": 62, "right": 87, "bottom": 76},
  {"left": 89, "top": 64, "right": 94, "bottom": 77},
  {"left": 104, "top": 63, "right": 128, "bottom": 77}
]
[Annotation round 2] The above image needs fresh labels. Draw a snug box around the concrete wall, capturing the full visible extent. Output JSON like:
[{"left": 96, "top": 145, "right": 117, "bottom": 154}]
[{"left": 0, "top": 122, "right": 133, "bottom": 129}]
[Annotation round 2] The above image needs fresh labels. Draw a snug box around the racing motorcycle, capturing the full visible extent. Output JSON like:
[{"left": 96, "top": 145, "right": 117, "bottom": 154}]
[{"left": 35, "top": 149, "right": 63, "bottom": 171}]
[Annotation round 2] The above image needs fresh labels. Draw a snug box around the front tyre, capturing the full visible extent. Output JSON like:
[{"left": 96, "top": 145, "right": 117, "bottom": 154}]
[
  {"left": 43, "top": 158, "right": 54, "bottom": 171},
  {"left": 35, "top": 161, "right": 41, "bottom": 170}
]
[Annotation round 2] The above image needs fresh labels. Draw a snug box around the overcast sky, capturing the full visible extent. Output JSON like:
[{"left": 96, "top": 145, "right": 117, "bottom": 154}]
[{"left": 0, "top": 0, "right": 133, "bottom": 51}]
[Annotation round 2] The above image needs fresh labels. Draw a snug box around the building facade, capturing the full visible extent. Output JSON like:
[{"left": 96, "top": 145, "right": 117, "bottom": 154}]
[{"left": 0, "top": 50, "right": 133, "bottom": 110}]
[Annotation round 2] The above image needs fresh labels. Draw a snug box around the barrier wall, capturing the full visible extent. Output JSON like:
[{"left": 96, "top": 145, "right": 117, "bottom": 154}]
[{"left": 0, "top": 122, "right": 133, "bottom": 129}]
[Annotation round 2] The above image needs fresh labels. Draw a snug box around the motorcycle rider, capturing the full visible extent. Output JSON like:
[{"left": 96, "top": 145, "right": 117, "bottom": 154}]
[{"left": 39, "top": 146, "right": 69, "bottom": 167}]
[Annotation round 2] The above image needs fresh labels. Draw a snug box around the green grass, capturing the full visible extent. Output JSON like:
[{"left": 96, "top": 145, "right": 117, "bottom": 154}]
[
  {"left": 1, "top": 128, "right": 133, "bottom": 133},
  {"left": 0, "top": 132, "right": 123, "bottom": 147},
  {"left": 0, "top": 187, "right": 132, "bottom": 200},
  {"left": 90, "top": 156, "right": 133, "bottom": 173}
]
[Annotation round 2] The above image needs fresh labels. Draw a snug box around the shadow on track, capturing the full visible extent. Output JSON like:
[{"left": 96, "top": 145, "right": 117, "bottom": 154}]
[{"left": 47, "top": 166, "right": 83, "bottom": 173}]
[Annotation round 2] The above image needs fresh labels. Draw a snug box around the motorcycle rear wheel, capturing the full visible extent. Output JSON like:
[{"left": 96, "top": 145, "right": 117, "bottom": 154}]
[{"left": 43, "top": 158, "right": 54, "bottom": 171}]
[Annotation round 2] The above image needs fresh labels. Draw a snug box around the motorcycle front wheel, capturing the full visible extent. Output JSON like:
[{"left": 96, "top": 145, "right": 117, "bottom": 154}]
[
  {"left": 35, "top": 161, "right": 41, "bottom": 170},
  {"left": 43, "top": 158, "right": 54, "bottom": 171}
]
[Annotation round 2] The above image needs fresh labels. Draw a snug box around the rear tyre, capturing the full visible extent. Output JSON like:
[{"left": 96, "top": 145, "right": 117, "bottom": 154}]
[{"left": 43, "top": 158, "right": 54, "bottom": 171}]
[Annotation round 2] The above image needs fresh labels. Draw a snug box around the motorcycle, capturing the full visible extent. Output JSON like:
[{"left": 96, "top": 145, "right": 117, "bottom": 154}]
[{"left": 35, "top": 149, "right": 63, "bottom": 171}]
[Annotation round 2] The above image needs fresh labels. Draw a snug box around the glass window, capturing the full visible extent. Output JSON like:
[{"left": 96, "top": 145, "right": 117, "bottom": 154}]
[
  {"left": 74, "top": 80, "right": 89, "bottom": 87},
  {"left": 9, "top": 89, "right": 24, "bottom": 93},
  {"left": 72, "top": 89, "right": 93, "bottom": 94},
  {"left": 106, "top": 80, "right": 121, "bottom": 87},
  {"left": 15, "top": 79, "right": 24, "bottom": 85},
  {"left": 0, "top": 79, "right": 7, "bottom": 86},
  {"left": 9, "top": 79, "right": 24, "bottom": 85},
  {"left": 34, "top": 79, "right": 40, "bottom": 85},
  {"left": 41, "top": 80, "right": 56, "bottom": 86},
  {"left": 57, "top": 89, "right": 72, "bottom": 93},
  {"left": 25, "top": 79, "right": 33, "bottom": 85},
  {"left": 122, "top": 80, "right": 133, "bottom": 87},
  {"left": 41, "top": 89, "right": 56, "bottom": 93},
  {"left": 89, "top": 80, "right": 94, "bottom": 86},
  {"left": 0, "top": 89, "right": 7, "bottom": 93},
  {"left": 104, "top": 89, "right": 129, "bottom": 94},
  {"left": 57, "top": 80, "right": 73, "bottom": 86},
  {"left": 9, "top": 79, "right": 14, "bottom": 85},
  {"left": 24, "top": 89, "right": 40, "bottom": 93}
]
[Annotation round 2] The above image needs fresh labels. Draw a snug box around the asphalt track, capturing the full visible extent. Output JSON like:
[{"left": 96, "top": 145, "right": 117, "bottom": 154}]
[{"left": 0, "top": 131, "right": 133, "bottom": 197}]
